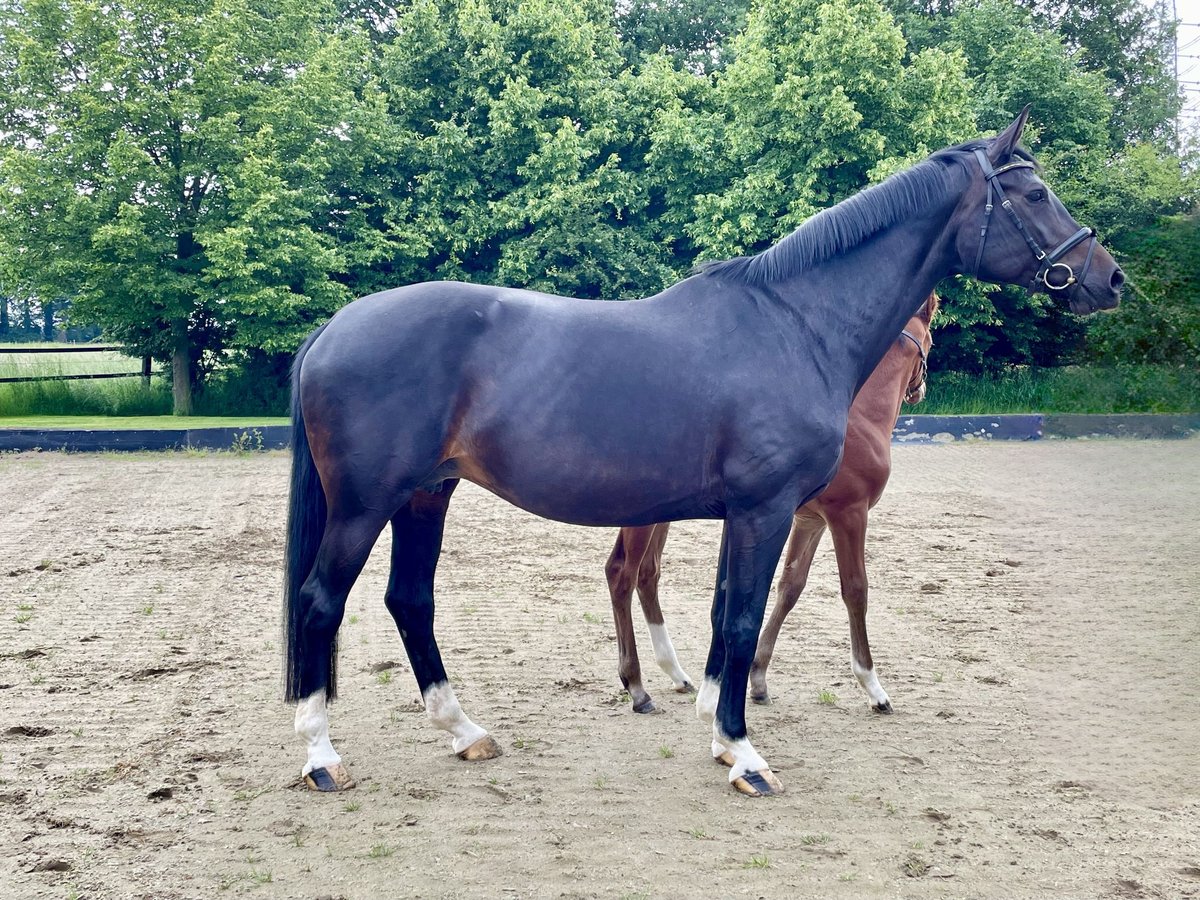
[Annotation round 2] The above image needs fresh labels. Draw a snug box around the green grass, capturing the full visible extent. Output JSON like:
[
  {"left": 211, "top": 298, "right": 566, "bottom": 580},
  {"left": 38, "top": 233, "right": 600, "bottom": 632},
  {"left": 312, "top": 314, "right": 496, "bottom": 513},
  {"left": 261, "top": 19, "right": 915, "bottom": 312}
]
[
  {"left": 921, "top": 365, "right": 1200, "bottom": 414},
  {"left": 0, "top": 415, "right": 288, "bottom": 429}
]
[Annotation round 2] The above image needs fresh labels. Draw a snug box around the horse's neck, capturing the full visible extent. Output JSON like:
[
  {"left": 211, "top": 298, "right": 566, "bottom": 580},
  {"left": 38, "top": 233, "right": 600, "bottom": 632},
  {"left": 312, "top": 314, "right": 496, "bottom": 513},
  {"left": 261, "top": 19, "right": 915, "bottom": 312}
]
[
  {"left": 851, "top": 344, "right": 911, "bottom": 438},
  {"left": 784, "top": 208, "right": 955, "bottom": 394}
]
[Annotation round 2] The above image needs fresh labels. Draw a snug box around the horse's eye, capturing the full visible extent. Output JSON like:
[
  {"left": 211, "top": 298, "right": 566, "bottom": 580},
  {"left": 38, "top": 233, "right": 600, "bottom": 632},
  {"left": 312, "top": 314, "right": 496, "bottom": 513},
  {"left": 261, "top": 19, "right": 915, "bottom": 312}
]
[{"left": 1027, "top": 189, "right": 1046, "bottom": 203}]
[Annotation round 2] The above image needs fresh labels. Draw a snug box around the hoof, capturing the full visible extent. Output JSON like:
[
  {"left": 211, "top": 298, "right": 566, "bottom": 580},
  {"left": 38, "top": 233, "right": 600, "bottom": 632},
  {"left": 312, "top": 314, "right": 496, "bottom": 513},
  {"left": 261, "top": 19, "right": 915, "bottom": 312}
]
[
  {"left": 457, "top": 735, "right": 503, "bottom": 761},
  {"left": 675, "top": 681, "right": 697, "bottom": 695},
  {"left": 732, "top": 769, "right": 784, "bottom": 797},
  {"left": 304, "top": 763, "right": 356, "bottom": 792},
  {"left": 750, "top": 692, "right": 771, "bottom": 706},
  {"left": 873, "top": 700, "right": 894, "bottom": 715},
  {"left": 632, "top": 697, "right": 658, "bottom": 714},
  {"left": 714, "top": 750, "right": 735, "bottom": 768}
]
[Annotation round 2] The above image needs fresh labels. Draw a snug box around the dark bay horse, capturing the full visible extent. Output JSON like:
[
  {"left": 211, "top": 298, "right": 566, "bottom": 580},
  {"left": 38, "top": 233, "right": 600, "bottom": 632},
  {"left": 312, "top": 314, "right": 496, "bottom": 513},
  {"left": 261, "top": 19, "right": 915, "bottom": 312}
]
[
  {"left": 283, "top": 109, "right": 1122, "bottom": 797},
  {"left": 605, "top": 294, "right": 937, "bottom": 715}
]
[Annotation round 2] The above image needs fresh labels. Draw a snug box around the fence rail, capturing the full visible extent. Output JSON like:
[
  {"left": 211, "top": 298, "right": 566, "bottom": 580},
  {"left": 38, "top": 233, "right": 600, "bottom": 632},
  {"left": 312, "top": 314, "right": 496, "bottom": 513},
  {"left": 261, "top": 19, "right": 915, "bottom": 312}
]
[
  {"left": 0, "top": 345, "right": 156, "bottom": 384},
  {"left": 0, "top": 345, "right": 124, "bottom": 354}
]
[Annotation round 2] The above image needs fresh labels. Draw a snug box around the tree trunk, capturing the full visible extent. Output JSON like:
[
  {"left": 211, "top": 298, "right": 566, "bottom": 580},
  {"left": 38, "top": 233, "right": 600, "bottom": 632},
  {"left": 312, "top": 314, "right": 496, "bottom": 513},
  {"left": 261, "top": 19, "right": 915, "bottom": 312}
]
[
  {"left": 171, "top": 320, "right": 193, "bottom": 416},
  {"left": 42, "top": 300, "right": 55, "bottom": 341},
  {"left": 0, "top": 297, "right": 9, "bottom": 336}
]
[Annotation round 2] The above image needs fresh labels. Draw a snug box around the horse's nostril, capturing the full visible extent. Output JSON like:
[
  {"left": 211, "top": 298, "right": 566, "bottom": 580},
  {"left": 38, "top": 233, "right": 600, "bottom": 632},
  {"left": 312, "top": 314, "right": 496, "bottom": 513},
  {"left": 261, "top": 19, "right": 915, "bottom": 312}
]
[{"left": 1111, "top": 268, "right": 1125, "bottom": 290}]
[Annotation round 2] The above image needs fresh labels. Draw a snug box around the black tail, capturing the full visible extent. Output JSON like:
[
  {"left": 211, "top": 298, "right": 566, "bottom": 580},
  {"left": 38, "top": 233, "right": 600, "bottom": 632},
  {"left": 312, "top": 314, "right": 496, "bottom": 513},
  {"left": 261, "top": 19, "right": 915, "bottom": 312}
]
[{"left": 283, "top": 323, "right": 333, "bottom": 703}]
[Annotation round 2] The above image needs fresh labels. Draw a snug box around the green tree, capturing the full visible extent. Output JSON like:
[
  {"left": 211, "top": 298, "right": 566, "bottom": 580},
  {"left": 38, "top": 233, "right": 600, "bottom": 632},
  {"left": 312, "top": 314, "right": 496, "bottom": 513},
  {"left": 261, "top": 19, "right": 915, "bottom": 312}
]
[
  {"left": 0, "top": 0, "right": 377, "bottom": 413},
  {"left": 356, "top": 0, "right": 680, "bottom": 300},
  {"left": 615, "top": 0, "right": 749, "bottom": 73},
  {"left": 1086, "top": 211, "right": 1200, "bottom": 366},
  {"left": 1017, "top": 0, "right": 1181, "bottom": 148},
  {"left": 663, "top": 0, "right": 976, "bottom": 261}
]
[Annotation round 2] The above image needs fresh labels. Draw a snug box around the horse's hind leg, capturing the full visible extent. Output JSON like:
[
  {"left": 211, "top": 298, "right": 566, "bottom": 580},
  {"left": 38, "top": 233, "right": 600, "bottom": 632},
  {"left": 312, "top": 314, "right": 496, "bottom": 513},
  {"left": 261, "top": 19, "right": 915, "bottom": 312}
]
[
  {"left": 386, "top": 482, "right": 501, "bottom": 760},
  {"left": 828, "top": 504, "right": 892, "bottom": 713},
  {"left": 749, "top": 513, "right": 826, "bottom": 705},
  {"left": 295, "top": 510, "right": 390, "bottom": 791},
  {"left": 635, "top": 524, "right": 695, "bottom": 694},
  {"left": 605, "top": 526, "right": 658, "bottom": 713}
]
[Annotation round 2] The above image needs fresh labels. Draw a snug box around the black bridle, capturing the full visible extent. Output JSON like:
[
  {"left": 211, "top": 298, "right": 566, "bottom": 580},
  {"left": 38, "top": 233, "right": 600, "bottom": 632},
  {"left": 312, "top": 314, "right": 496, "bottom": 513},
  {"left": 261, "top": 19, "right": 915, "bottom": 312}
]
[
  {"left": 971, "top": 148, "right": 1097, "bottom": 296},
  {"left": 898, "top": 329, "right": 927, "bottom": 404}
]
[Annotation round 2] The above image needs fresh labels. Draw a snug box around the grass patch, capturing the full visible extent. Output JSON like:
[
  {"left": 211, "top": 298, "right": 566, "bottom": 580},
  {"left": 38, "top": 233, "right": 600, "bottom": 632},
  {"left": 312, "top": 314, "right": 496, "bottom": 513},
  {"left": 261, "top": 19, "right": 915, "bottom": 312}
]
[
  {"left": 0, "top": 414, "right": 288, "bottom": 429},
  {"left": 922, "top": 365, "right": 1200, "bottom": 414}
]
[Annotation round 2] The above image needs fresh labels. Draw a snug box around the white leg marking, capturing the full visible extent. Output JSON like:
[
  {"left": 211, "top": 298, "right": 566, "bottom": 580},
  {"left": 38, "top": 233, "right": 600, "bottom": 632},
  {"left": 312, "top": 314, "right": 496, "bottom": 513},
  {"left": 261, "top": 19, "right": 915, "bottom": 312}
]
[
  {"left": 852, "top": 660, "right": 892, "bottom": 709},
  {"left": 695, "top": 677, "right": 719, "bottom": 726},
  {"left": 648, "top": 623, "right": 693, "bottom": 689},
  {"left": 423, "top": 681, "right": 488, "bottom": 755},
  {"left": 714, "top": 726, "right": 770, "bottom": 781},
  {"left": 295, "top": 692, "right": 341, "bottom": 777}
]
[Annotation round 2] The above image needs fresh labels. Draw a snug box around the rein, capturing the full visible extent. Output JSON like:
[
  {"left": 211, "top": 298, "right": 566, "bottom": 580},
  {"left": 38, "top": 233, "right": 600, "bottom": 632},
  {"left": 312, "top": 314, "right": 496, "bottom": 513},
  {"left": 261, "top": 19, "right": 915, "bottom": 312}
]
[
  {"left": 970, "top": 148, "right": 1097, "bottom": 297},
  {"left": 897, "top": 329, "right": 927, "bottom": 404}
]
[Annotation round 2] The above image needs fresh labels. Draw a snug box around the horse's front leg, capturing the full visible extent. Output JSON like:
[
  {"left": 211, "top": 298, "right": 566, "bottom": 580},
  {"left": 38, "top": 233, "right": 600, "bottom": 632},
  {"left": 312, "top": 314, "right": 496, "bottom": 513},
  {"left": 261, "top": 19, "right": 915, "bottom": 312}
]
[{"left": 702, "top": 508, "right": 794, "bottom": 796}]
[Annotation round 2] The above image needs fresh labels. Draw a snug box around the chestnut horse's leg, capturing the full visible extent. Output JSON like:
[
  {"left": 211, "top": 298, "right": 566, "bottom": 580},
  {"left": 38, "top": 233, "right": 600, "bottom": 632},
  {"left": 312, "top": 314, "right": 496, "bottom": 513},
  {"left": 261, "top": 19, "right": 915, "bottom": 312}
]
[
  {"left": 385, "top": 481, "right": 502, "bottom": 760},
  {"left": 634, "top": 524, "right": 695, "bottom": 695},
  {"left": 828, "top": 504, "right": 892, "bottom": 713},
  {"left": 294, "top": 509, "right": 391, "bottom": 791},
  {"left": 605, "top": 526, "right": 658, "bottom": 712},
  {"left": 699, "top": 508, "right": 794, "bottom": 797},
  {"left": 749, "top": 512, "right": 826, "bottom": 705}
]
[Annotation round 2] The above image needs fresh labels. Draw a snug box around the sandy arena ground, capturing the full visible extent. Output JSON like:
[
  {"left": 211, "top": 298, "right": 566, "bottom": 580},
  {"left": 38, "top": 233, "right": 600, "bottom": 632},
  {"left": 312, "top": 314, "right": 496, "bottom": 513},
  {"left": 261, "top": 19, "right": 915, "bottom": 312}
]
[{"left": 1, "top": 440, "right": 1198, "bottom": 899}]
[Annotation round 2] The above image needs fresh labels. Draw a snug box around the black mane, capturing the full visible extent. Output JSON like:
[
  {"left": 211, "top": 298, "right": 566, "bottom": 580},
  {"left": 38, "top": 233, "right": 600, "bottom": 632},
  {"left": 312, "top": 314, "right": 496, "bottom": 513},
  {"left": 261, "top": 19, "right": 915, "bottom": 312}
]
[{"left": 700, "top": 141, "right": 1033, "bottom": 286}]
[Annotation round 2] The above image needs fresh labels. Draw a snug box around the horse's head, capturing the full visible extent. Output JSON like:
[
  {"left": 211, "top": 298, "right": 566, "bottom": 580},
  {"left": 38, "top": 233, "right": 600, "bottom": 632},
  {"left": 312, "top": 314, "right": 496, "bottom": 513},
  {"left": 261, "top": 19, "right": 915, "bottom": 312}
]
[
  {"left": 899, "top": 293, "right": 937, "bottom": 406},
  {"left": 950, "top": 107, "right": 1123, "bottom": 315}
]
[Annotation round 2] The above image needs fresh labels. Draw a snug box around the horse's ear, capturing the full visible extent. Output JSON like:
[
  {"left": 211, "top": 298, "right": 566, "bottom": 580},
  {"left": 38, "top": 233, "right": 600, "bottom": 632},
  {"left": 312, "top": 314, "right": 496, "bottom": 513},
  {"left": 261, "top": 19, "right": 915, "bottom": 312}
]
[{"left": 988, "top": 105, "right": 1032, "bottom": 164}]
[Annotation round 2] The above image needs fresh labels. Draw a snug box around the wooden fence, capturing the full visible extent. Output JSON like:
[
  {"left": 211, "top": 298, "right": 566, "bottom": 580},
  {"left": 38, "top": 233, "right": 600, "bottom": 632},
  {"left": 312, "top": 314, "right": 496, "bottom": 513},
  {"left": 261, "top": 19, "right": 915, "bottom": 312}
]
[{"left": 0, "top": 345, "right": 155, "bottom": 384}]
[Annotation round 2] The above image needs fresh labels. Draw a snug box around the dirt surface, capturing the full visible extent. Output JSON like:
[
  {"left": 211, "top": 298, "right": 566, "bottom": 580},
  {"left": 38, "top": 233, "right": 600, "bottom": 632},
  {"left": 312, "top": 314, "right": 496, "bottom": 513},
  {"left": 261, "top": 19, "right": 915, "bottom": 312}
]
[{"left": 1, "top": 441, "right": 1198, "bottom": 899}]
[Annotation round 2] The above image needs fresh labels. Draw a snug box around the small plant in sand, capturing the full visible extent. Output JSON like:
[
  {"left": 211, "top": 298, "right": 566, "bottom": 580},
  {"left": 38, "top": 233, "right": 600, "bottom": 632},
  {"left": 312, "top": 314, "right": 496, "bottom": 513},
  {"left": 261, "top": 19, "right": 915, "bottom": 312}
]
[
  {"left": 902, "top": 854, "right": 929, "bottom": 877},
  {"left": 141, "top": 604, "right": 154, "bottom": 615},
  {"left": 15, "top": 612, "right": 32, "bottom": 624},
  {"left": 376, "top": 670, "right": 393, "bottom": 686},
  {"left": 838, "top": 872, "right": 859, "bottom": 882},
  {"left": 592, "top": 774, "right": 609, "bottom": 790},
  {"left": 17, "top": 602, "right": 33, "bottom": 611},
  {"left": 687, "top": 827, "right": 710, "bottom": 840},
  {"left": 932, "top": 671, "right": 944, "bottom": 682},
  {"left": 348, "top": 614, "right": 359, "bottom": 625},
  {"left": 342, "top": 800, "right": 361, "bottom": 812},
  {"left": 658, "top": 744, "right": 674, "bottom": 759},
  {"left": 744, "top": 853, "right": 771, "bottom": 869},
  {"left": 799, "top": 833, "right": 829, "bottom": 846},
  {"left": 248, "top": 869, "right": 273, "bottom": 884},
  {"left": 817, "top": 689, "right": 838, "bottom": 705},
  {"left": 582, "top": 611, "right": 600, "bottom": 625},
  {"left": 231, "top": 429, "right": 265, "bottom": 455},
  {"left": 368, "top": 843, "right": 393, "bottom": 859}
]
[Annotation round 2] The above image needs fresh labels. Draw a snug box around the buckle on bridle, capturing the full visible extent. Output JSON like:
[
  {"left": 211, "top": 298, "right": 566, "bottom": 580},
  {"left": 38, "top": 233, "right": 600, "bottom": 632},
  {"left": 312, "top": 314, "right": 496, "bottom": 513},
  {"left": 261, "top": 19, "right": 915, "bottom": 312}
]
[{"left": 1041, "top": 261, "right": 1076, "bottom": 290}]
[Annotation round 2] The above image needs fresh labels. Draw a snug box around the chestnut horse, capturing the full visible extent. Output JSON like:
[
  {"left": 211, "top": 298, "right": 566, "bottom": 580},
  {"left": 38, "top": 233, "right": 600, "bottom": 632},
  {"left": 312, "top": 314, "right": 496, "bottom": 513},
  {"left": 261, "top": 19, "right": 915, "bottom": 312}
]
[
  {"left": 604, "top": 294, "right": 938, "bottom": 715},
  {"left": 282, "top": 110, "right": 1121, "bottom": 797}
]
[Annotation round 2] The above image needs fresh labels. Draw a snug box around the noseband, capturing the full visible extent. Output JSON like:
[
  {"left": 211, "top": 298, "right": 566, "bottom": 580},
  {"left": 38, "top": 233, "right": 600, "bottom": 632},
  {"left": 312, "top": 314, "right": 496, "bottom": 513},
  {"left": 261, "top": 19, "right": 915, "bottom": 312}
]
[
  {"left": 971, "top": 148, "right": 1097, "bottom": 296},
  {"left": 898, "top": 329, "right": 927, "bottom": 404}
]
